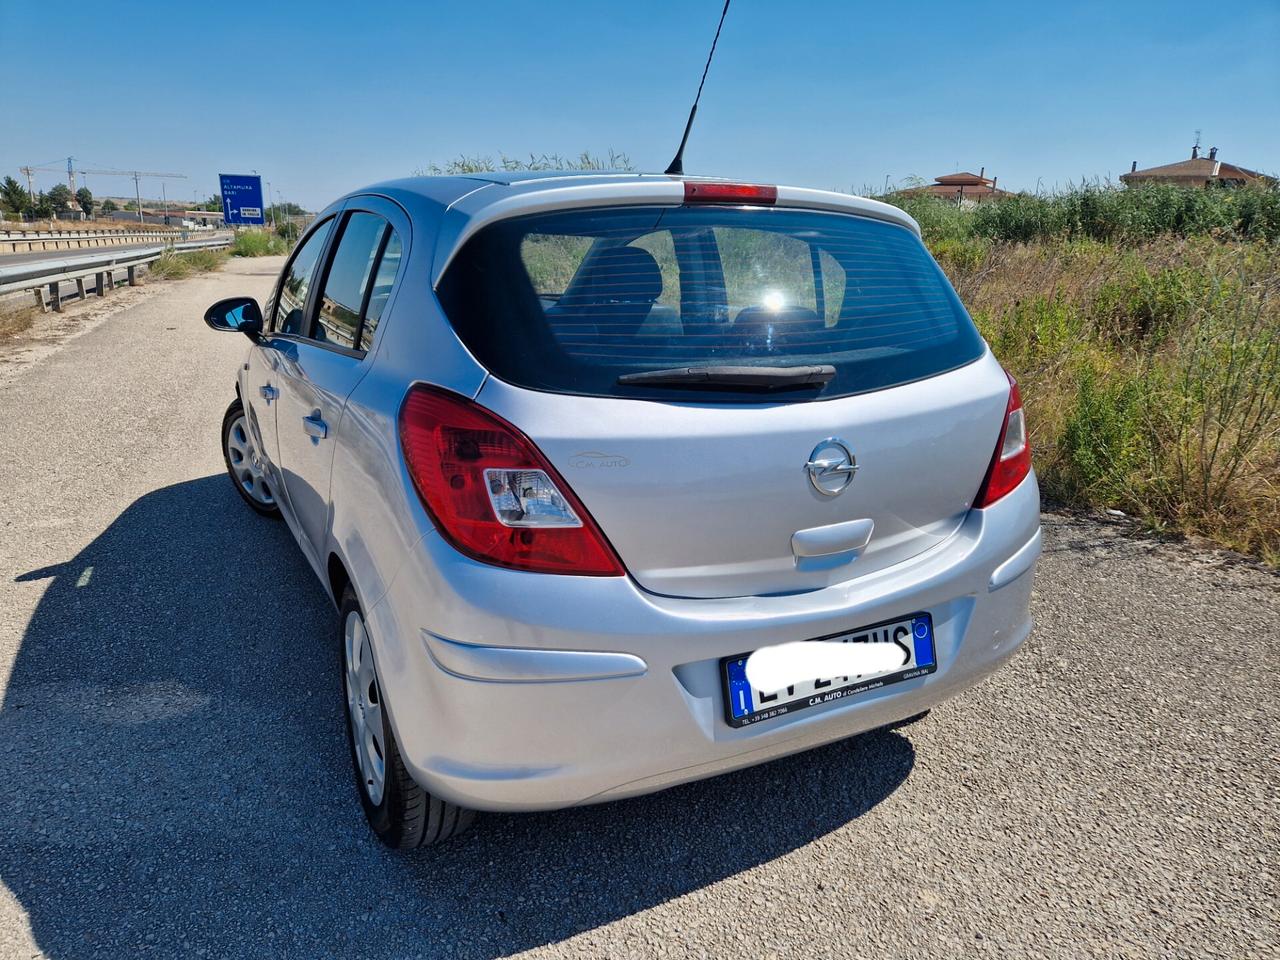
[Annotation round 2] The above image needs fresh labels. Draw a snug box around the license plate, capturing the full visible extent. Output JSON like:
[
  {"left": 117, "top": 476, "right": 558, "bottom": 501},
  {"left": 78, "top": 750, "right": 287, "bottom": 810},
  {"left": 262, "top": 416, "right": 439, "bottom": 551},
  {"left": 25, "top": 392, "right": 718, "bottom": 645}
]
[{"left": 721, "top": 613, "right": 937, "bottom": 728}]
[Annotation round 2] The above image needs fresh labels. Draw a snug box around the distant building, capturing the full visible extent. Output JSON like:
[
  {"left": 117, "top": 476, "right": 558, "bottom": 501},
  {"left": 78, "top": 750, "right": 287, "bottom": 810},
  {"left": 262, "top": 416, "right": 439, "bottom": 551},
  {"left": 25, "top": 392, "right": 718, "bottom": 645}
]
[
  {"left": 1121, "top": 146, "right": 1272, "bottom": 188},
  {"left": 901, "top": 168, "right": 1013, "bottom": 205},
  {"left": 105, "top": 208, "right": 224, "bottom": 228},
  {"left": 180, "top": 209, "right": 224, "bottom": 227}
]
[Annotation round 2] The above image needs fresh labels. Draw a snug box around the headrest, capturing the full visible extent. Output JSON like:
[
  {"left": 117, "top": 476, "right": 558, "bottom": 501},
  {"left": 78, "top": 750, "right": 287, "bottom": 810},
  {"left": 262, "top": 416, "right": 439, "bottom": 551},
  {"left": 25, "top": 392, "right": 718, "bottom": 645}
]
[{"left": 561, "top": 245, "right": 662, "bottom": 307}]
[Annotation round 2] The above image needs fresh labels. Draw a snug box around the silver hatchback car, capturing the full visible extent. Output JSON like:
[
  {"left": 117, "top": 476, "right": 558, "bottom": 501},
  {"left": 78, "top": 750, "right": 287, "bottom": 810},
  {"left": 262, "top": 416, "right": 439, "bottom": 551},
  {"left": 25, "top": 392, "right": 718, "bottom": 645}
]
[{"left": 205, "top": 172, "right": 1041, "bottom": 847}]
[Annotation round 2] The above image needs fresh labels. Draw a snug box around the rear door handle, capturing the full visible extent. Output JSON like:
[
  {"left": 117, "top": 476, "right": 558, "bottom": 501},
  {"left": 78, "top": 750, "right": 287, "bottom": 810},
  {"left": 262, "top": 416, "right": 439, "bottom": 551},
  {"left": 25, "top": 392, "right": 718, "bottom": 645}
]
[
  {"left": 302, "top": 412, "right": 328, "bottom": 439},
  {"left": 259, "top": 384, "right": 278, "bottom": 402}
]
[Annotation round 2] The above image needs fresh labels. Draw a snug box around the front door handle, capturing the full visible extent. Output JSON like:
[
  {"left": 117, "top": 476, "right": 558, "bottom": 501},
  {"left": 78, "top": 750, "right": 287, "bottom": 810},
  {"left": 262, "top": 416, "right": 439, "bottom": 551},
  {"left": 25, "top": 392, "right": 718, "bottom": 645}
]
[
  {"left": 259, "top": 384, "right": 278, "bottom": 403},
  {"left": 302, "top": 412, "right": 328, "bottom": 440}
]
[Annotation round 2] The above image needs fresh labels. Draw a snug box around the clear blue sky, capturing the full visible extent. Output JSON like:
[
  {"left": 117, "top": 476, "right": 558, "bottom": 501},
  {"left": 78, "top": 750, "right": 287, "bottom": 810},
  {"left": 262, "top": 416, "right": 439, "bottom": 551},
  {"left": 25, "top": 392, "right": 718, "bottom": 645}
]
[{"left": 5, "top": 0, "right": 1278, "bottom": 210}]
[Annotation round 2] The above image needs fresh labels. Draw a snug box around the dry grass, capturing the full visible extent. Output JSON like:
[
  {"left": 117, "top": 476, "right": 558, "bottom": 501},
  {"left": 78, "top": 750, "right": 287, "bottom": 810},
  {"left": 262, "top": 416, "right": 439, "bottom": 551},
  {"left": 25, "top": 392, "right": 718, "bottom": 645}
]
[
  {"left": 145, "top": 249, "right": 228, "bottom": 279},
  {"left": 0, "top": 305, "right": 39, "bottom": 341},
  {"left": 936, "top": 237, "right": 1280, "bottom": 565}
]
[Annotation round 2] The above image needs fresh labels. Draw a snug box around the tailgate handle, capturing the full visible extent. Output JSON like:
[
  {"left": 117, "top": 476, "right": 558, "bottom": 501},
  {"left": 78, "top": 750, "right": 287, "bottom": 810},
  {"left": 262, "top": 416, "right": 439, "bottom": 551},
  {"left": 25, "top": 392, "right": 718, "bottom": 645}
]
[{"left": 792, "top": 518, "right": 875, "bottom": 558}]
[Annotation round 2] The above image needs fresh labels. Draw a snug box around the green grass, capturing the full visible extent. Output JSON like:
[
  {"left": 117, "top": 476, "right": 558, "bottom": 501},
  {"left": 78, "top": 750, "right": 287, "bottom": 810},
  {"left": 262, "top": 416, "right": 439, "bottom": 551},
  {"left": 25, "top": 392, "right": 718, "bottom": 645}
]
[
  {"left": 230, "top": 230, "right": 290, "bottom": 257},
  {"left": 146, "top": 248, "right": 228, "bottom": 279},
  {"left": 881, "top": 182, "right": 1280, "bottom": 245}
]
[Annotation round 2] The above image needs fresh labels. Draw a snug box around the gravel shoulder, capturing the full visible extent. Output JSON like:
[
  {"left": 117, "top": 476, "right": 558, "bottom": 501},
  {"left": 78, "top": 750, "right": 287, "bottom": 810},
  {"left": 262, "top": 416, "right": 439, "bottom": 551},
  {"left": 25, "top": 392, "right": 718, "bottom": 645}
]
[{"left": 0, "top": 261, "right": 1275, "bottom": 959}]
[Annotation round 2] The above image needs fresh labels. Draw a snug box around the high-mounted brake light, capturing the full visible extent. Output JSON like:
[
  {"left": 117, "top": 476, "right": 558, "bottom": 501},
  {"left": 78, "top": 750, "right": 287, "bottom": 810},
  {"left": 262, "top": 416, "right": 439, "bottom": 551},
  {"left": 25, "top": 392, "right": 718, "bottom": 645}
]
[
  {"left": 398, "top": 385, "right": 625, "bottom": 576},
  {"left": 974, "top": 372, "right": 1032, "bottom": 508},
  {"left": 683, "top": 181, "right": 778, "bottom": 205}
]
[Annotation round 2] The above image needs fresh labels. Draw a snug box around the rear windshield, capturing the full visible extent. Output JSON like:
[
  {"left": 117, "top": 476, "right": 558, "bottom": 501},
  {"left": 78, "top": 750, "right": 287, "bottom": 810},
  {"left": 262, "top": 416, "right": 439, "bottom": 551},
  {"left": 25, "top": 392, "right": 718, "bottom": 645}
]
[{"left": 437, "top": 205, "right": 985, "bottom": 401}]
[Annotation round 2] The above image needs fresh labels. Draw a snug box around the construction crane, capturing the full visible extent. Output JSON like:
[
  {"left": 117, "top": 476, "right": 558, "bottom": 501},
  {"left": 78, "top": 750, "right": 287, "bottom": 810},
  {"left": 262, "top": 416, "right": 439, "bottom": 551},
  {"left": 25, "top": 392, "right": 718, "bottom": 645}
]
[
  {"left": 77, "top": 168, "right": 187, "bottom": 223},
  {"left": 17, "top": 157, "right": 77, "bottom": 205}
]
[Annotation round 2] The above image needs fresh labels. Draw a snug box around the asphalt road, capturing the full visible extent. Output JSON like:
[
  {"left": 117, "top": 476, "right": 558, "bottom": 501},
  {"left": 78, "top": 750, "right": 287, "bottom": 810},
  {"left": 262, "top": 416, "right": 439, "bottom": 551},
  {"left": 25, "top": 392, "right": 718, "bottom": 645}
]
[{"left": 0, "top": 258, "right": 1276, "bottom": 959}]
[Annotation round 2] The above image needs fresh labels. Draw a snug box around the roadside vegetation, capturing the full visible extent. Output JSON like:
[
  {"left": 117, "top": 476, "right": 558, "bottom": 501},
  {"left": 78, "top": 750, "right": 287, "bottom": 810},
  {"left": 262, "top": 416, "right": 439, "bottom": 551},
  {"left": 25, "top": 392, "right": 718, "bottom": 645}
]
[
  {"left": 882, "top": 184, "right": 1280, "bottom": 565},
  {"left": 146, "top": 248, "right": 228, "bottom": 279},
  {"left": 0, "top": 306, "right": 39, "bottom": 341},
  {"left": 229, "top": 229, "right": 290, "bottom": 257}
]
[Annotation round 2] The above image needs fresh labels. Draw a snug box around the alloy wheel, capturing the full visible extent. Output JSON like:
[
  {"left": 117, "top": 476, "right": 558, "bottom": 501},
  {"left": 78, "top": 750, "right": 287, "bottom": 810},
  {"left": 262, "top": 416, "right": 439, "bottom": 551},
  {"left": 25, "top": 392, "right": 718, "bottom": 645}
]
[
  {"left": 343, "top": 611, "right": 386, "bottom": 806},
  {"left": 225, "top": 415, "right": 275, "bottom": 507}
]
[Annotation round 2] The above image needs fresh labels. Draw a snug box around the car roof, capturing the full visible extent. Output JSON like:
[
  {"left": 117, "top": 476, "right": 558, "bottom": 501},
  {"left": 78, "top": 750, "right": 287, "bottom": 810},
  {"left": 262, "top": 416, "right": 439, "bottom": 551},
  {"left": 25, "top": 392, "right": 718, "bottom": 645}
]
[
  {"left": 451, "top": 170, "right": 672, "bottom": 187},
  {"left": 351, "top": 171, "right": 920, "bottom": 236},
  {"left": 336, "top": 172, "right": 923, "bottom": 285}
]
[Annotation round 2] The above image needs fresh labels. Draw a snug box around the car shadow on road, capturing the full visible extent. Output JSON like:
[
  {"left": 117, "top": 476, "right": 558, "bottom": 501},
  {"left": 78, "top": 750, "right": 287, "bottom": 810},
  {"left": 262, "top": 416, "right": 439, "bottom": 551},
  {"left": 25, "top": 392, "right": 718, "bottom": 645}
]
[{"left": 0, "top": 476, "right": 914, "bottom": 959}]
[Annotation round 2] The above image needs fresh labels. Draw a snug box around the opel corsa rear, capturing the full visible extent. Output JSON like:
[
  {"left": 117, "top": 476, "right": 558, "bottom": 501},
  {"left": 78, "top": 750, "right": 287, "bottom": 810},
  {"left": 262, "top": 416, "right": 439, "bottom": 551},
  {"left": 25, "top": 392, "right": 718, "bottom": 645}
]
[{"left": 206, "top": 172, "right": 1041, "bottom": 847}]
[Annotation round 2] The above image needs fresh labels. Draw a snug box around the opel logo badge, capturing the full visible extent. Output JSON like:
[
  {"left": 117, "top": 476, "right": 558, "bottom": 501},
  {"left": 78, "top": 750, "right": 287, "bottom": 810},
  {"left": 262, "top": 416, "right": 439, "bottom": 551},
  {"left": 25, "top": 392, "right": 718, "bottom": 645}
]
[{"left": 806, "top": 438, "right": 858, "bottom": 496}]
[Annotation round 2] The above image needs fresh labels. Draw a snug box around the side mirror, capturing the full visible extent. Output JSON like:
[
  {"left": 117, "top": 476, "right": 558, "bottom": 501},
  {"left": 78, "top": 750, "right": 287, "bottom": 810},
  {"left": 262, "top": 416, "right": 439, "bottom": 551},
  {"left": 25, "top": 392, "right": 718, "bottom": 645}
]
[{"left": 204, "top": 297, "right": 264, "bottom": 339}]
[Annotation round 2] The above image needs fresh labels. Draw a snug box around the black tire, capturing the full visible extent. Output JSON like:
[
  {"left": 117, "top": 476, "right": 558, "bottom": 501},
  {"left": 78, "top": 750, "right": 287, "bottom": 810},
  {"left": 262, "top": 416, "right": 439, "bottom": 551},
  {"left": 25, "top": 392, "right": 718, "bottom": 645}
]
[
  {"left": 339, "top": 587, "right": 476, "bottom": 848},
  {"left": 221, "top": 399, "right": 280, "bottom": 517}
]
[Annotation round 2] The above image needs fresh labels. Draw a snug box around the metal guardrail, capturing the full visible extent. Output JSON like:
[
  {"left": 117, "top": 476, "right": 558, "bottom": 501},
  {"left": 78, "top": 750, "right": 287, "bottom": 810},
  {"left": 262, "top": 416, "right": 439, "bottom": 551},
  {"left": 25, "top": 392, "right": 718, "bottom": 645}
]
[
  {"left": 0, "top": 235, "right": 232, "bottom": 311},
  {"left": 0, "top": 228, "right": 207, "bottom": 254},
  {"left": 1, "top": 228, "right": 183, "bottom": 239}
]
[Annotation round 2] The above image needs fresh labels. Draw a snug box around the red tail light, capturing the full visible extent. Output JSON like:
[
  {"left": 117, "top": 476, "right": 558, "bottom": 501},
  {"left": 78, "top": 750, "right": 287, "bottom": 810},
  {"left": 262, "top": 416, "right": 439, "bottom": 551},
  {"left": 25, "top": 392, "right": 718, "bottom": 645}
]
[
  {"left": 974, "top": 372, "right": 1032, "bottom": 508},
  {"left": 683, "top": 181, "right": 778, "bottom": 204},
  {"left": 398, "top": 385, "right": 625, "bottom": 576}
]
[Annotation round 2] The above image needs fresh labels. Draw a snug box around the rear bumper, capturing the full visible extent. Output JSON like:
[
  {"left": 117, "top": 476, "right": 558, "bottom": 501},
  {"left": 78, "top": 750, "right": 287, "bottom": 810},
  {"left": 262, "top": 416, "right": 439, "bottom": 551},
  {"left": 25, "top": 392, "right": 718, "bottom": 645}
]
[{"left": 364, "top": 473, "right": 1041, "bottom": 812}]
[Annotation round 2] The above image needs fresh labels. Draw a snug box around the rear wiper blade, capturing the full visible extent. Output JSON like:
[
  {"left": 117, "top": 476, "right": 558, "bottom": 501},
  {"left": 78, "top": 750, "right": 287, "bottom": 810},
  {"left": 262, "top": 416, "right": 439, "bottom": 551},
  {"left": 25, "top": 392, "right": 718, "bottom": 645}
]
[{"left": 617, "top": 364, "right": 836, "bottom": 390}]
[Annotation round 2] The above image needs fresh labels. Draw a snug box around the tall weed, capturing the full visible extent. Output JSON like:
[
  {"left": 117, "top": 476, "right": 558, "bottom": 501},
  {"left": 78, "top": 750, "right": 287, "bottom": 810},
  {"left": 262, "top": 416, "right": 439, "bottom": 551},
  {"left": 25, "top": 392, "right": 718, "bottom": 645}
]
[
  {"left": 231, "top": 230, "right": 289, "bottom": 257},
  {"left": 883, "top": 183, "right": 1280, "bottom": 246},
  {"left": 147, "top": 248, "right": 227, "bottom": 279},
  {"left": 948, "top": 237, "right": 1280, "bottom": 563}
]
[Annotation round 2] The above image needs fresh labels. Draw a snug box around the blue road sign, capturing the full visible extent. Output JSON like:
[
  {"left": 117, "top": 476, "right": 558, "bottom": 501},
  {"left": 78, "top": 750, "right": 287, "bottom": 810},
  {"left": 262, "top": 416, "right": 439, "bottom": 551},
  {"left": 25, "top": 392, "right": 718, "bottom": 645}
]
[{"left": 219, "top": 174, "right": 265, "bottom": 226}]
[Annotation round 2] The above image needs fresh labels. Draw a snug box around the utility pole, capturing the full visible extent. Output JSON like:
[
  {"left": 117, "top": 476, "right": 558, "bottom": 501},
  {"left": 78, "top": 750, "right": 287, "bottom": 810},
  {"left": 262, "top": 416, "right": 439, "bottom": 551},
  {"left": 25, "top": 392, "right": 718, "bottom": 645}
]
[
  {"left": 161, "top": 181, "right": 168, "bottom": 225},
  {"left": 77, "top": 167, "right": 186, "bottom": 225},
  {"left": 66, "top": 156, "right": 77, "bottom": 193},
  {"left": 20, "top": 167, "right": 36, "bottom": 209}
]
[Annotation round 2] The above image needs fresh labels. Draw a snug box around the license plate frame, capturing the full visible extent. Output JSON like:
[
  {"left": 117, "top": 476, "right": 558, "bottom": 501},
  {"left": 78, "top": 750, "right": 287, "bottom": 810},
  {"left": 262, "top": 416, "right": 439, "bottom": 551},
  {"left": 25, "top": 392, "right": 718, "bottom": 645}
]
[{"left": 720, "top": 612, "right": 937, "bottom": 728}]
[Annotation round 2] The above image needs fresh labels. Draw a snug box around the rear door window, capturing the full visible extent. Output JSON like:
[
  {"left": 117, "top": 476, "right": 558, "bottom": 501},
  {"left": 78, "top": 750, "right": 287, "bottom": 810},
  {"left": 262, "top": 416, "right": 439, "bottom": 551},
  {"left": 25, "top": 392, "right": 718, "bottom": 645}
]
[
  {"left": 313, "top": 212, "right": 388, "bottom": 350},
  {"left": 437, "top": 205, "right": 985, "bottom": 402},
  {"left": 359, "top": 230, "right": 401, "bottom": 351}
]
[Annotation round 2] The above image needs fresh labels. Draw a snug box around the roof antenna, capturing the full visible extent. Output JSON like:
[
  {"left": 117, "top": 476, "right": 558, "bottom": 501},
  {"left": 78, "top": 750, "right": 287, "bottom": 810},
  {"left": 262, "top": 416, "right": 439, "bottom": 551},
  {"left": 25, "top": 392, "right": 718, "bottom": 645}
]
[{"left": 665, "top": 0, "right": 732, "bottom": 176}]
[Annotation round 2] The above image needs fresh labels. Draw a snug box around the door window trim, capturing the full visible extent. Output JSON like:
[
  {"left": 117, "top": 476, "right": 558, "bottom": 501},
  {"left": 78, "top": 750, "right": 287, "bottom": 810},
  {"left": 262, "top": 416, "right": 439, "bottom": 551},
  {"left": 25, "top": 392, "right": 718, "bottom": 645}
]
[
  {"left": 272, "top": 208, "right": 402, "bottom": 362},
  {"left": 310, "top": 211, "right": 393, "bottom": 358},
  {"left": 357, "top": 226, "right": 394, "bottom": 339},
  {"left": 342, "top": 194, "right": 410, "bottom": 357},
  {"left": 265, "top": 194, "right": 410, "bottom": 360}
]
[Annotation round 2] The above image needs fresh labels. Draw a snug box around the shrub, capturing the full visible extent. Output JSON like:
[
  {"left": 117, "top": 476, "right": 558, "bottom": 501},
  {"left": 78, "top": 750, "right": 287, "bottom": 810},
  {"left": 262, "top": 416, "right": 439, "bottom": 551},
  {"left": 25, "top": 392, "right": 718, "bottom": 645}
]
[
  {"left": 1147, "top": 273, "right": 1280, "bottom": 520},
  {"left": 937, "top": 234, "right": 1279, "bottom": 563},
  {"left": 928, "top": 237, "right": 990, "bottom": 277},
  {"left": 886, "top": 192, "right": 972, "bottom": 244},
  {"left": 1091, "top": 262, "right": 1225, "bottom": 343},
  {"left": 882, "top": 182, "right": 1280, "bottom": 246},
  {"left": 1055, "top": 364, "right": 1148, "bottom": 508},
  {"left": 147, "top": 249, "right": 227, "bottom": 279},
  {"left": 231, "top": 230, "right": 288, "bottom": 257}
]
